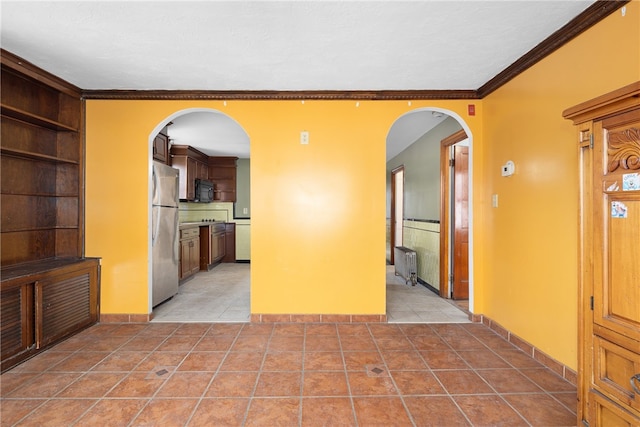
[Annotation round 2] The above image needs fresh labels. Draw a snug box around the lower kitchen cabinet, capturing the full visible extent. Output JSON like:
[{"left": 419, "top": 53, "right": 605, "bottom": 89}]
[
  {"left": 179, "top": 227, "right": 200, "bottom": 281},
  {"left": 223, "top": 223, "right": 236, "bottom": 263},
  {"left": 1, "top": 258, "right": 100, "bottom": 372},
  {"left": 200, "top": 223, "right": 226, "bottom": 270}
]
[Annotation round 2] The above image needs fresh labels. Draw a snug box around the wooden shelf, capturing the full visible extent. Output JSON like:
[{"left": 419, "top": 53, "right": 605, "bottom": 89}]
[
  {"left": 0, "top": 147, "right": 79, "bottom": 165},
  {"left": 1, "top": 104, "right": 78, "bottom": 132}
]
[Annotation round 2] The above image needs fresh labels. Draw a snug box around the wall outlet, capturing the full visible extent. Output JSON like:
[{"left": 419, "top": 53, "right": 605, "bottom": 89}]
[{"left": 243, "top": 208, "right": 248, "bottom": 215}]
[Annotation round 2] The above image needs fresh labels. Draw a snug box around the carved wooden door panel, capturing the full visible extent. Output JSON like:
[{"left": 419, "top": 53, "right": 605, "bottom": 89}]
[{"left": 589, "top": 107, "right": 640, "bottom": 424}]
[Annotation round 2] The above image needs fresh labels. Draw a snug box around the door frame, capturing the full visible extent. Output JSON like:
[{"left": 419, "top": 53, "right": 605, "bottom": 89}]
[
  {"left": 439, "top": 129, "right": 467, "bottom": 298},
  {"left": 390, "top": 165, "right": 405, "bottom": 264}
]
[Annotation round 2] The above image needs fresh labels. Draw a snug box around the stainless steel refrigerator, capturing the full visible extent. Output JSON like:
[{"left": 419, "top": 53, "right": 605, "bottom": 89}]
[{"left": 152, "top": 162, "right": 180, "bottom": 307}]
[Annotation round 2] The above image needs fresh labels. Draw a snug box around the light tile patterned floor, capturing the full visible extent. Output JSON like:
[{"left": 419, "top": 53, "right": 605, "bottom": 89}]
[
  {"left": 152, "top": 264, "right": 469, "bottom": 324},
  {"left": 1, "top": 322, "right": 577, "bottom": 426}
]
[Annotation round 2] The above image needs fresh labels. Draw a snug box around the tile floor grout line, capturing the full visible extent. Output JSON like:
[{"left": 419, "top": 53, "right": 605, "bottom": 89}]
[{"left": 334, "top": 323, "right": 360, "bottom": 427}]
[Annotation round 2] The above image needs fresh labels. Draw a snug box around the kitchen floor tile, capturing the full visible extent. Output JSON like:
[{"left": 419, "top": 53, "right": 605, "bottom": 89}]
[
  {"left": 13, "top": 398, "right": 96, "bottom": 426},
  {"left": 7, "top": 372, "right": 81, "bottom": 398},
  {"left": 503, "top": 393, "right": 577, "bottom": 426},
  {"left": 74, "top": 399, "right": 149, "bottom": 427},
  {"left": 381, "top": 350, "right": 428, "bottom": 370},
  {"left": 454, "top": 394, "right": 529, "bottom": 426},
  {"left": 0, "top": 399, "right": 46, "bottom": 426},
  {"left": 433, "top": 370, "right": 495, "bottom": 395},
  {"left": 155, "top": 371, "right": 214, "bottom": 397},
  {"left": 352, "top": 397, "right": 412, "bottom": 426},
  {"left": 205, "top": 371, "right": 258, "bottom": 397},
  {"left": 244, "top": 397, "right": 300, "bottom": 427},
  {"left": 188, "top": 398, "right": 250, "bottom": 426},
  {"left": 303, "top": 371, "right": 349, "bottom": 396},
  {"left": 404, "top": 396, "right": 471, "bottom": 426},
  {"left": 106, "top": 372, "right": 166, "bottom": 398},
  {"left": 130, "top": 398, "right": 198, "bottom": 426},
  {"left": 301, "top": 397, "right": 356, "bottom": 426},
  {"left": 262, "top": 351, "right": 303, "bottom": 371},
  {"left": 304, "top": 351, "right": 345, "bottom": 371},
  {"left": 347, "top": 371, "right": 397, "bottom": 396},
  {"left": 254, "top": 371, "right": 302, "bottom": 396},
  {"left": 390, "top": 370, "right": 446, "bottom": 395}
]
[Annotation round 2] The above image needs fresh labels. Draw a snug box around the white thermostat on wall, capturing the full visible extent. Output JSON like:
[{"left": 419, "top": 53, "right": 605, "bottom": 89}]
[{"left": 501, "top": 160, "right": 515, "bottom": 177}]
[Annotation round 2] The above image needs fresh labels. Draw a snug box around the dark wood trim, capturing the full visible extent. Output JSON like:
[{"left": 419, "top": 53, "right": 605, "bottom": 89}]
[
  {"left": 1, "top": 49, "right": 81, "bottom": 97},
  {"left": 440, "top": 129, "right": 468, "bottom": 299},
  {"left": 390, "top": 166, "right": 405, "bottom": 265},
  {"left": 477, "top": 0, "right": 629, "bottom": 98},
  {"left": 82, "top": 89, "right": 479, "bottom": 101}
]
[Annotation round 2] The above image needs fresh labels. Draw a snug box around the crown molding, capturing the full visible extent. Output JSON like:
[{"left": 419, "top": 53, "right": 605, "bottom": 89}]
[{"left": 82, "top": 89, "right": 479, "bottom": 101}]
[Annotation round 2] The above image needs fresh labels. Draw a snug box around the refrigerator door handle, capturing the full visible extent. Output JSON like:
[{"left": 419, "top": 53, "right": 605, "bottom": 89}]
[{"left": 152, "top": 207, "right": 160, "bottom": 246}]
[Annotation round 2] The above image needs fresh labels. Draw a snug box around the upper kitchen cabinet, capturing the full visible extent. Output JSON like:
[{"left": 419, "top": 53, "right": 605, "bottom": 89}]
[
  {"left": 153, "top": 131, "right": 169, "bottom": 164},
  {"left": 209, "top": 156, "right": 238, "bottom": 202},
  {"left": 170, "top": 145, "right": 209, "bottom": 201}
]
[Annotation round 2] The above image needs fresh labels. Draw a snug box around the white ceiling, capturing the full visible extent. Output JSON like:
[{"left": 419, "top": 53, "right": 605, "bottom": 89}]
[{"left": 1, "top": 0, "right": 596, "bottom": 159}]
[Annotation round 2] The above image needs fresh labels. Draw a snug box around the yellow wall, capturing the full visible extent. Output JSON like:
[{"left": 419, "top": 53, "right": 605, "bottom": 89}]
[
  {"left": 85, "top": 100, "right": 479, "bottom": 316},
  {"left": 478, "top": 2, "right": 639, "bottom": 368}
]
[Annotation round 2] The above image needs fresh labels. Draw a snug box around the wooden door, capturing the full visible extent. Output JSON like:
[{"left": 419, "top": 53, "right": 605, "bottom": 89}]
[
  {"left": 589, "top": 109, "right": 640, "bottom": 422},
  {"left": 452, "top": 146, "right": 469, "bottom": 300},
  {"left": 390, "top": 166, "right": 404, "bottom": 264},
  {"left": 565, "top": 82, "right": 640, "bottom": 425}
]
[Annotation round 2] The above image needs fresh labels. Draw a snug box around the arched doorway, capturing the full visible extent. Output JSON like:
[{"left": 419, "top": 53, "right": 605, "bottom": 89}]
[
  {"left": 385, "top": 108, "right": 473, "bottom": 322},
  {"left": 147, "top": 108, "right": 251, "bottom": 320}
]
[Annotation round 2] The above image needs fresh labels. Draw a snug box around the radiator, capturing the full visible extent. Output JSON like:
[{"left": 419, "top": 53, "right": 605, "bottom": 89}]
[{"left": 394, "top": 246, "right": 417, "bottom": 286}]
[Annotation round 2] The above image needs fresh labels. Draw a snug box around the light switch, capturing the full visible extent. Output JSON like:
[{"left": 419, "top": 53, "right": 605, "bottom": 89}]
[
  {"left": 243, "top": 208, "right": 248, "bottom": 215},
  {"left": 492, "top": 194, "right": 499, "bottom": 208}
]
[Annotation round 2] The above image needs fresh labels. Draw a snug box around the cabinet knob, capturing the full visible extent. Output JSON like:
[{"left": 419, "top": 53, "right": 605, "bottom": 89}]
[{"left": 632, "top": 373, "right": 640, "bottom": 395}]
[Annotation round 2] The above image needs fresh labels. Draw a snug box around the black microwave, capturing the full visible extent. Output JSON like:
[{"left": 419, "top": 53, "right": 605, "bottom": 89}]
[{"left": 195, "top": 179, "right": 214, "bottom": 203}]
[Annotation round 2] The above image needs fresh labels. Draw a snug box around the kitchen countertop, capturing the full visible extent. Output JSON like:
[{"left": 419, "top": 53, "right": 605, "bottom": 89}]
[{"left": 179, "top": 221, "right": 225, "bottom": 229}]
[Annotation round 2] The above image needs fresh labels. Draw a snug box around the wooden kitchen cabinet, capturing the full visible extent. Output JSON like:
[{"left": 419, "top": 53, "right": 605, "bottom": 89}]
[
  {"left": 208, "top": 156, "right": 238, "bottom": 202},
  {"left": 179, "top": 227, "right": 200, "bottom": 281},
  {"left": 223, "top": 223, "right": 236, "bottom": 263},
  {"left": 170, "top": 145, "right": 209, "bottom": 201},
  {"left": 200, "top": 223, "right": 226, "bottom": 270},
  {"left": 564, "top": 82, "right": 640, "bottom": 426},
  {"left": 153, "top": 132, "right": 169, "bottom": 164}
]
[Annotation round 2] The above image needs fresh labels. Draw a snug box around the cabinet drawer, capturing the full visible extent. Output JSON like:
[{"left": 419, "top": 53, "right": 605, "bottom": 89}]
[
  {"left": 590, "top": 390, "right": 640, "bottom": 426},
  {"left": 593, "top": 334, "right": 640, "bottom": 413},
  {"left": 180, "top": 228, "right": 199, "bottom": 239}
]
